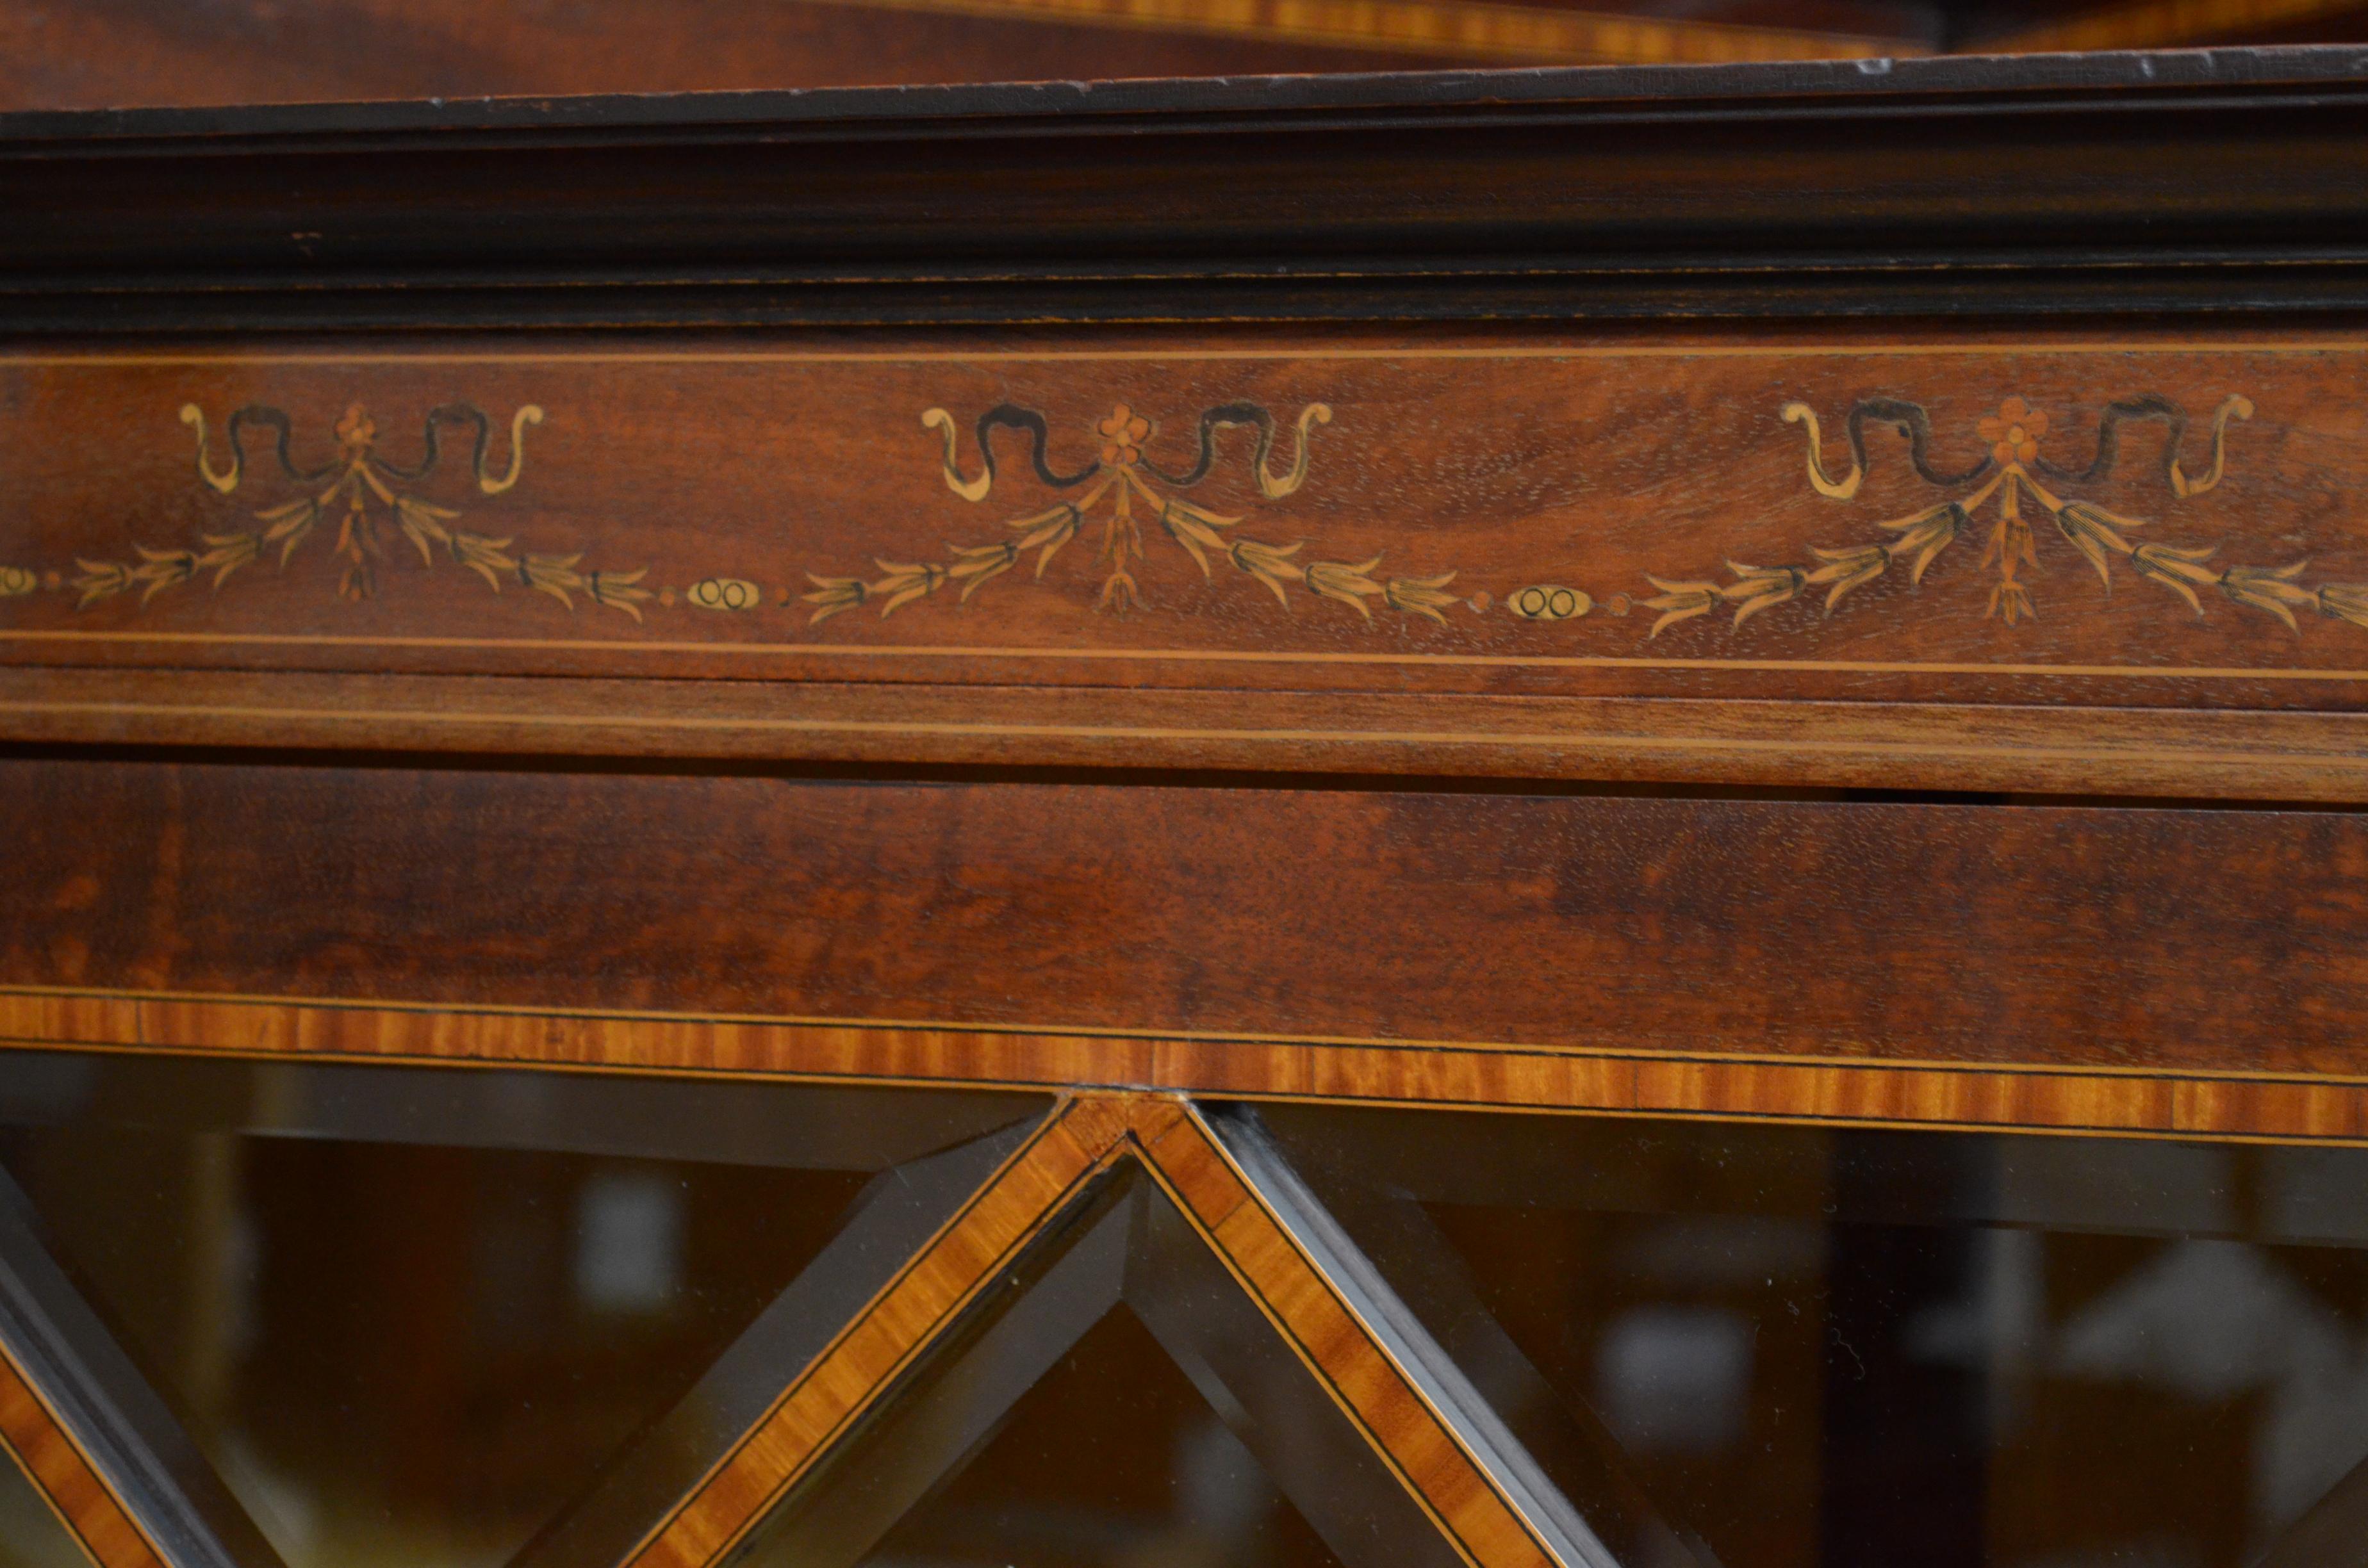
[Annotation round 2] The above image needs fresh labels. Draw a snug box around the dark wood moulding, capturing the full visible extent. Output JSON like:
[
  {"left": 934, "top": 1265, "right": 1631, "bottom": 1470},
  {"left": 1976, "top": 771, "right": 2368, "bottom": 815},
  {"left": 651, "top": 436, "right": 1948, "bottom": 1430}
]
[{"left": 5, "top": 49, "right": 2368, "bottom": 332}]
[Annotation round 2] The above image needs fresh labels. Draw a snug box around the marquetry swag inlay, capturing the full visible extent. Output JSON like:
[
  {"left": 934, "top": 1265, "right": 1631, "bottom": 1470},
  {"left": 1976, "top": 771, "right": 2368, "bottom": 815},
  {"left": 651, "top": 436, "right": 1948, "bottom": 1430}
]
[
  {"left": 97, "top": 402, "right": 654, "bottom": 615},
  {"left": 804, "top": 400, "right": 1468, "bottom": 624},
  {"left": 8, "top": 382, "right": 2356, "bottom": 650},
  {"left": 1643, "top": 393, "right": 2368, "bottom": 635}
]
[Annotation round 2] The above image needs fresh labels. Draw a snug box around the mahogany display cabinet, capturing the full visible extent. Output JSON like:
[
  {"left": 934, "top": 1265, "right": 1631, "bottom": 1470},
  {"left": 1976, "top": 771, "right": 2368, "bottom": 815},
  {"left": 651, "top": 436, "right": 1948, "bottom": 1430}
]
[{"left": 4, "top": 46, "right": 2368, "bottom": 1568}]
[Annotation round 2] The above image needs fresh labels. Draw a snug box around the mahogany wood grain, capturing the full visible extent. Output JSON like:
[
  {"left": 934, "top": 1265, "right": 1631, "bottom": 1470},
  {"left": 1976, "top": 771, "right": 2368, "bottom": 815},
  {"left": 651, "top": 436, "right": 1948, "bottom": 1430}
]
[
  {"left": 2, "top": 759, "right": 2363, "bottom": 1080},
  {"left": 22, "top": 0, "right": 2353, "bottom": 111},
  {"left": 850, "top": 0, "right": 1905, "bottom": 65},
  {"left": 8, "top": 341, "right": 2368, "bottom": 793},
  {"left": 13, "top": 668, "right": 2368, "bottom": 801},
  {"left": 14, "top": 4, "right": 2363, "bottom": 129},
  {"left": 0, "top": 0, "right": 1455, "bottom": 114},
  {"left": 0, "top": 1349, "right": 160, "bottom": 1568},
  {"left": 3, "top": 62, "right": 2364, "bottom": 1568},
  {"left": 0, "top": 0, "right": 1913, "bottom": 116}
]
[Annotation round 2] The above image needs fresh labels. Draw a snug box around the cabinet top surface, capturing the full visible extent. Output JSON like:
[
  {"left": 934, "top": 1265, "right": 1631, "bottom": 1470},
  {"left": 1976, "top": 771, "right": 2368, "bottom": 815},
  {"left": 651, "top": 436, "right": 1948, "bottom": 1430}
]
[{"left": 4, "top": 42, "right": 2367, "bottom": 143}]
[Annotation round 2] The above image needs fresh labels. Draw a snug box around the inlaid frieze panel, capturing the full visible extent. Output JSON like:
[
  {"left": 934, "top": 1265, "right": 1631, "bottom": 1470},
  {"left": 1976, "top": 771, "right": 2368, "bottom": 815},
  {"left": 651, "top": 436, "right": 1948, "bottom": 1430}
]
[{"left": 7, "top": 336, "right": 2368, "bottom": 793}]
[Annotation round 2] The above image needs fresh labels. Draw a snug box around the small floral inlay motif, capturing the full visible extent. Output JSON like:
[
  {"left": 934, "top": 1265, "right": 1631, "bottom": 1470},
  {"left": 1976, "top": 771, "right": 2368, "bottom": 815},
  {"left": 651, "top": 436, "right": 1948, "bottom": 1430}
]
[
  {"left": 1096, "top": 404, "right": 1151, "bottom": 468},
  {"left": 1980, "top": 397, "right": 2048, "bottom": 466}
]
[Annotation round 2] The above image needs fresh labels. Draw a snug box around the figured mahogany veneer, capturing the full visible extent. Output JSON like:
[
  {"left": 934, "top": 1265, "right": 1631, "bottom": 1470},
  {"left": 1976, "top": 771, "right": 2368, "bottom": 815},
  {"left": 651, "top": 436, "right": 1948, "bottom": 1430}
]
[{"left": 3, "top": 759, "right": 2366, "bottom": 1107}]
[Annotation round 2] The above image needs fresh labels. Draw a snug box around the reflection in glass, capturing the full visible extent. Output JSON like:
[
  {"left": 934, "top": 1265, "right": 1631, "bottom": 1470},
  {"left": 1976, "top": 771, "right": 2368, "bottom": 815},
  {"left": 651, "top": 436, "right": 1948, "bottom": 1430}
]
[
  {"left": 15, "top": 1130, "right": 866, "bottom": 1568},
  {"left": 0, "top": 1442, "right": 89, "bottom": 1568},
  {"left": 0, "top": 1054, "right": 1047, "bottom": 1568},
  {"left": 859, "top": 1307, "right": 1346, "bottom": 1568},
  {"left": 1241, "top": 1105, "right": 2368, "bottom": 1568}
]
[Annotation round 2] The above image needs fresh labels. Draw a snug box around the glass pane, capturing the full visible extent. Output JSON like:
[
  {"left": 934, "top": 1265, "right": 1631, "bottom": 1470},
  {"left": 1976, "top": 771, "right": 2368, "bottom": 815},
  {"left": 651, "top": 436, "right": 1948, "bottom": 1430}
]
[
  {"left": 859, "top": 1305, "right": 1347, "bottom": 1568},
  {"left": 734, "top": 1165, "right": 1459, "bottom": 1568},
  {"left": 0, "top": 1053, "right": 1047, "bottom": 1568},
  {"left": 1244, "top": 1104, "right": 2368, "bottom": 1568},
  {"left": 0, "top": 1444, "right": 90, "bottom": 1568}
]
